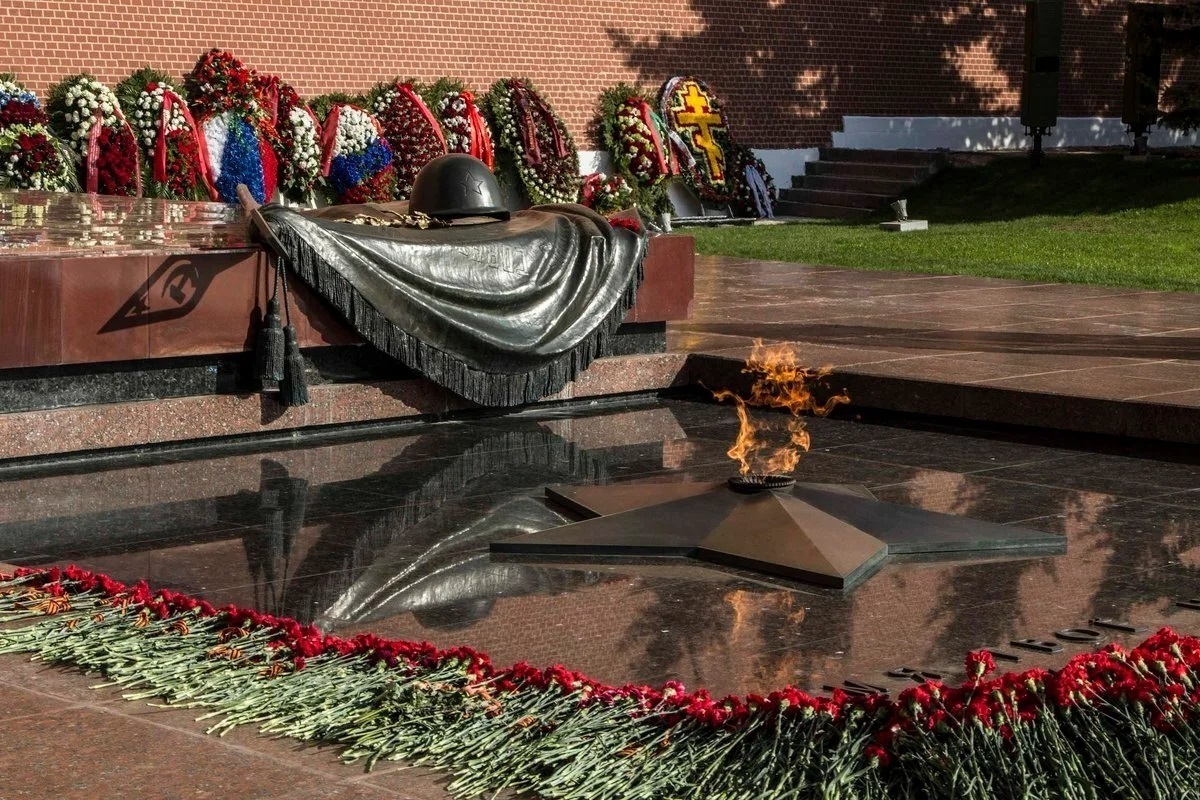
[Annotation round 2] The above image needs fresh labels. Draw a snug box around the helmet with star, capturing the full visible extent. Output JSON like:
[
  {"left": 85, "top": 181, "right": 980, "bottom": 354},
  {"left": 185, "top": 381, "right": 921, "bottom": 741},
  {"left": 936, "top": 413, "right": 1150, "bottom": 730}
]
[{"left": 409, "top": 154, "right": 510, "bottom": 221}]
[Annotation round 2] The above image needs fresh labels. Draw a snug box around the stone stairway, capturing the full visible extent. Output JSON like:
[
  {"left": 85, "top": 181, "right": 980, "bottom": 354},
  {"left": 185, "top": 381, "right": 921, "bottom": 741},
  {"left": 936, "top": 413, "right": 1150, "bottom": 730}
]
[{"left": 777, "top": 148, "right": 948, "bottom": 219}]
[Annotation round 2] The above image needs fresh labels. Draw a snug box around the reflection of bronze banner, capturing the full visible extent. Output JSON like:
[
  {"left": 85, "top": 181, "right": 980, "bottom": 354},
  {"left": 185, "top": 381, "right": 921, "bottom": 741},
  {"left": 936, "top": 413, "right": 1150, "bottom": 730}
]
[{"left": 281, "top": 422, "right": 614, "bottom": 622}]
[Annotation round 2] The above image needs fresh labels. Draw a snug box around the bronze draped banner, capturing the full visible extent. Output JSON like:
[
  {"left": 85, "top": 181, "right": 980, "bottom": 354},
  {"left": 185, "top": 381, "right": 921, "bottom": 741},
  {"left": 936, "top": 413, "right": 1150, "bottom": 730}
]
[{"left": 257, "top": 202, "right": 646, "bottom": 407}]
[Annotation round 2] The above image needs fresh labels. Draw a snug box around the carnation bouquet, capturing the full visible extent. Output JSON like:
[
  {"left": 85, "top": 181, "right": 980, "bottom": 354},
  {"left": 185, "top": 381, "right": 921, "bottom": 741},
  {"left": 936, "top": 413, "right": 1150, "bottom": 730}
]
[
  {"left": 7, "top": 563, "right": 1200, "bottom": 800},
  {"left": 369, "top": 80, "right": 446, "bottom": 199},
  {"left": 184, "top": 49, "right": 277, "bottom": 204},
  {"left": 0, "top": 75, "right": 76, "bottom": 192},
  {"left": 579, "top": 172, "right": 634, "bottom": 215},
  {"left": 484, "top": 78, "right": 580, "bottom": 205},
  {"left": 47, "top": 73, "right": 140, "bottom": 195},
  {"left": 425, "top": 78, "right": 494, "bottom": 170},
  {"left": 596, "top": 82, "right": 677, "bottom": 218},
  {"left": 314, "top": 100, "right": 395, "bottom": 204},
  {"left": 116, "top": 68, "right": 214, "bottom": 200}
]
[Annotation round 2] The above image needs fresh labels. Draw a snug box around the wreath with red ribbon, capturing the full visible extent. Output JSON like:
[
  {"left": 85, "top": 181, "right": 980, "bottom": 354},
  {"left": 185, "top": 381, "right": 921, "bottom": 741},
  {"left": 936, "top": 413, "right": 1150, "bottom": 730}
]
[
  {"left": 116, "top": 68, "right": 215, "bottom": 201},
  {"left": 369, "top": 80, "right": 447, "bottom": 200},
  {"left": 596, "top": 82, "right": 678, "bottom": 218},
  {"left": 484, "top": 77, "right": 580, "bottom": 205},
  {"left": 424, "top": 78, "right": 495, "bottom": 171},
  {"left": 183, "top": 50, "right": 279, "bottom": 204},
  {"left": 261, "top": 79, "right": 323, "bottom": 205},
  {"left": 0, "top": 74, "right": 76, "bottom": 192},
  {"left": 47, "top": 73, "right": 141, "bottom": 196}
]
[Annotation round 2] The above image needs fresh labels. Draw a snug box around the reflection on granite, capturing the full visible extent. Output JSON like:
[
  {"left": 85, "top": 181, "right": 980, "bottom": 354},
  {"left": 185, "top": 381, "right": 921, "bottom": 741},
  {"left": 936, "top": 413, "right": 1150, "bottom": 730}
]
[
  {"left": 0, "top": 190, "right": 250, "bottom": 257},
  {"left": 2, "top": 398, "right": 1198, "bottom": 698}
]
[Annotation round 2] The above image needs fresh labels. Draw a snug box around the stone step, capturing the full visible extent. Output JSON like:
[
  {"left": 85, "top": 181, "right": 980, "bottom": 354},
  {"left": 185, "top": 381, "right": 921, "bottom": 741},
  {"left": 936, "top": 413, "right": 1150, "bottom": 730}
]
[
  {"left": 781, "top": 188, "right": 893, "bottom": 210},
  {"left": 774, "top": 200, "right": 873, "bottom": 219},
  {"left": 796, "top": 174, "right": 915, "bottom": 195},
  {"left": 819, "top": 147, "right": 947, "bottom": 166},
  {"left": 805, "top": 160, "right": 934, "bottom": 181}
]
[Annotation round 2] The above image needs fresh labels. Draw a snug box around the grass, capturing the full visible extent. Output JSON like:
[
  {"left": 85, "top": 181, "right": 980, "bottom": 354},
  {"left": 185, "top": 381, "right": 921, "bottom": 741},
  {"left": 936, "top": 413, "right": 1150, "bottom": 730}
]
[{"left": 690, "top": 152, "right": 1200, "bottom": 292}]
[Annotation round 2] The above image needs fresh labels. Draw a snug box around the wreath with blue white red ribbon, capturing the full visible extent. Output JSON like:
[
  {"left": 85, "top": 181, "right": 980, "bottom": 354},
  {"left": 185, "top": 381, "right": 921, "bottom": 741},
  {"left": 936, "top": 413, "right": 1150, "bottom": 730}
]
[
  {"left": 184, "top": 49, "right": 278, "bottom": 204},
  {"left": 0, "top": 74, "right": 76, "bottom": 192}
]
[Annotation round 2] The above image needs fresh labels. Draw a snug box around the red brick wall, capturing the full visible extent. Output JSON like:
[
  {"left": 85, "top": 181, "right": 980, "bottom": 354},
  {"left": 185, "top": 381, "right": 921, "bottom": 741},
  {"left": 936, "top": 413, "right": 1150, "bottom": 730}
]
[{"left": 0, "top": 1, "right": 1178, "bottom": 148}]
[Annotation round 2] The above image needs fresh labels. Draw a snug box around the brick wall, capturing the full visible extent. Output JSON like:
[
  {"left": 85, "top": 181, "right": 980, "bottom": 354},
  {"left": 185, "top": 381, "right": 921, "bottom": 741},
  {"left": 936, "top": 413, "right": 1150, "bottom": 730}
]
[{"left": 0, "top": 1, "right": 1182, "bottom": 149}]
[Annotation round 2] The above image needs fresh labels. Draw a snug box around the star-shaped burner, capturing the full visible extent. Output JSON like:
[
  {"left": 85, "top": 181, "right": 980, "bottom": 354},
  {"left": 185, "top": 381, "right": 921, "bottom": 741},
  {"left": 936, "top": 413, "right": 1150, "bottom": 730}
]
[{"left": 491, "top": 478, "right": 1065, "bottom": 592}]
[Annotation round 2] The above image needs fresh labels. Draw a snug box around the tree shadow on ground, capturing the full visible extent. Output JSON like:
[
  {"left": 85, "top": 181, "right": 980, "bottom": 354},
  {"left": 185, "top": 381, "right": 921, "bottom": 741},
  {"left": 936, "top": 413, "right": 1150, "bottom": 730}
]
[{"left": 897, "top": 152, "right": 1200, "bottom": 222}]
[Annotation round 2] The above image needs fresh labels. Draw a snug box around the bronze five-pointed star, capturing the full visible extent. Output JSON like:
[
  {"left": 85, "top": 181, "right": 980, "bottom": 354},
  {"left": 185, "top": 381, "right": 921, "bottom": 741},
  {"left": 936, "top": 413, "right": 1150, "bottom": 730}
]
[{"left": 492, "top": 481, "right": 1064, "bottom": 592}]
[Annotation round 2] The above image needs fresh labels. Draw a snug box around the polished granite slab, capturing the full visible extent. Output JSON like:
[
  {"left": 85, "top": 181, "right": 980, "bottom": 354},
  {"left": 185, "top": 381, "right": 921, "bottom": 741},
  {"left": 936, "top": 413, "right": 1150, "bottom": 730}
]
[
  {"left": 2, "top": 397, "right": 1197, "bottom": 702},
  {"left": 673, "top": 255, "right": 1200, "bottom": 439},
  {"left": 0, "top": 190, "right": 249, "bottom": 257}
]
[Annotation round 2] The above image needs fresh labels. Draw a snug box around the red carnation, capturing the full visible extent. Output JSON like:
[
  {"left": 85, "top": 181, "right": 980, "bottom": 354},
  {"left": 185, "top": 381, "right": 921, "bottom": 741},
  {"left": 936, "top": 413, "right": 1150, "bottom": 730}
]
[{"left": 965, "top": 649, "right": 996, "bottom": 681}]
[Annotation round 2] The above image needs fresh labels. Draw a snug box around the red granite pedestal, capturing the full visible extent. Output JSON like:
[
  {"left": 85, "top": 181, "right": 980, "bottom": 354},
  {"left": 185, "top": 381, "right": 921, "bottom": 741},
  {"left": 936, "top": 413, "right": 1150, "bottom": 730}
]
[{"left": 0, "top": 191, "right": 696, "bottom": 460}]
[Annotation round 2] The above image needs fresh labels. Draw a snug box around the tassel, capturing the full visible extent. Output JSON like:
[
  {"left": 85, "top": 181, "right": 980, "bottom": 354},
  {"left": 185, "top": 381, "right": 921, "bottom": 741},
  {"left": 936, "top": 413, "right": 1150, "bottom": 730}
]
[
  {"left": 256, "top": 296, "right": 285, "bottom": 383},
  {"left": 278, "top": 324, "right": 309, "bottom": 407}
]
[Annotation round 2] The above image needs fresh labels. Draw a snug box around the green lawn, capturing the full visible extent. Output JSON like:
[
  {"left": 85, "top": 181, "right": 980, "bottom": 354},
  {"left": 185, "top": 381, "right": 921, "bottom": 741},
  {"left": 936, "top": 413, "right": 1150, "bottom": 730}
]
[{"left": 691, "top": 153, "right": 1200, "bottom": 292}]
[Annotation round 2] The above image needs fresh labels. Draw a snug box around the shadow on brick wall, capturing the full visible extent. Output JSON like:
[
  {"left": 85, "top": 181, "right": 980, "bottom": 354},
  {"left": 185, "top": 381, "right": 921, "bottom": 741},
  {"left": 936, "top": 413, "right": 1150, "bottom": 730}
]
[{"left": 609, "top": 0, "right": 1129, "bottom": 148}]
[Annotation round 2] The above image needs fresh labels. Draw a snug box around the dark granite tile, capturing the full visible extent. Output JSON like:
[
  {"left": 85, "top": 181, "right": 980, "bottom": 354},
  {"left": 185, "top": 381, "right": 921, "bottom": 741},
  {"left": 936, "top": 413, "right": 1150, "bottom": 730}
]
[
  {"left": 0, "top": 500, "right": 250, "bottom": 563},
  {"left": 3, "top": 397, "right": 1198, "bottom": 706},
  {"left": 1017, "top": 498, "right": 1200, "bottom": 572},
  {"left": 210, "top": 482, "right": 417, "bottom": 526},
  {"left": 0, "top": 257, "right": 62, "bottom": 368},
  {"left": 826, "top": 431, "right": 1061, "bottom": 473},
  {"left": 868, "top": 472, "right": 1128, "bottom": 526},
  {"left": 1001, "top": 451, "right": 1200, "bottom": 491},
  {"left": 1145, "top": 489, "right": 1200, "bottom": 509},
  {"left": 978, "top": 454, "right": 1200, "bottom": 499}
]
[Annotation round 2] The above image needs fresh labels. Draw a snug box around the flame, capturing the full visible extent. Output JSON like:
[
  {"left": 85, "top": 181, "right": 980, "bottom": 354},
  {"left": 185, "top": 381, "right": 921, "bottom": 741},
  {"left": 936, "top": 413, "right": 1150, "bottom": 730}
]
[{"left": 712, "top": 339, "right": 850, "bottom": 475}]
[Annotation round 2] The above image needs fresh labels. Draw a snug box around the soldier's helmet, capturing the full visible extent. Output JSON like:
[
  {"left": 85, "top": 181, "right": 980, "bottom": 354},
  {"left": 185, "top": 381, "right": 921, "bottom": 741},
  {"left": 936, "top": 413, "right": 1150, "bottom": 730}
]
[{"left": 410, "top": 154, "right": 510, "bottom": 221}]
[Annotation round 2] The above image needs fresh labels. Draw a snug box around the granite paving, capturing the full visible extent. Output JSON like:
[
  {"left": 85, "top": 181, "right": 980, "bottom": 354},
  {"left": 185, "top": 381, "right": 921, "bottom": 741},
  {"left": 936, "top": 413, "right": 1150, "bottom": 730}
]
[
  {"left": 1, "top": 398, "right": 1198, "bottom": 798},
  {"left": 674, "top": 255, "right": 1200, "bottom": 442}
]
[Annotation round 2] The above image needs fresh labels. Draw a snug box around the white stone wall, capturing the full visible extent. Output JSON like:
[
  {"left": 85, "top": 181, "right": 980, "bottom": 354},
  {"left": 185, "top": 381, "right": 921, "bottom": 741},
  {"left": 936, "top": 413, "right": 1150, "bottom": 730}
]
[{"left": 832, "top": 116, "right": 1200, "bottom": 152}]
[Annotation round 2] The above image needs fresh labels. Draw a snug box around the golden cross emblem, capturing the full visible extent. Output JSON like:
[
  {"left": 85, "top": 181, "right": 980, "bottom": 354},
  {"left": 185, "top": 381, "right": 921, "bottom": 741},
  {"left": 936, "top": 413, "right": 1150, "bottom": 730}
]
[{"left": 675, "top": 83, "right": 726, "bottom": 182}]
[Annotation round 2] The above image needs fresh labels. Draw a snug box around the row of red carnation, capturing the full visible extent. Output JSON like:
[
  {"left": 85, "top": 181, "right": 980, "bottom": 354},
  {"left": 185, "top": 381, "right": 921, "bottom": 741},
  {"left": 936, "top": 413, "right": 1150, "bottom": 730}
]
[{"left": 6, "top": 564, "right": 1197, "bottom": 760}]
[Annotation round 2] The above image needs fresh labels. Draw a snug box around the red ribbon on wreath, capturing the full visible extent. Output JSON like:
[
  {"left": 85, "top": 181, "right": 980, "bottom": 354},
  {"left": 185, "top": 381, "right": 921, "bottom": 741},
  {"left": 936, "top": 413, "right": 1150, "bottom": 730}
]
[
  {"left": 397, "top": 84, "right": 446, "bottom": 153},
  {"left": 158, "top": 91, "right": 218, "bottom": 200},
  {"left": 319, "top": 104, "right": 342, "bottom": 177},
  {"left": 460, "top": 91, "right": 493, "bottom": 170},
  {"left": 83, "top": 107, "right": 142, "bottom": 196},
  {"left": 85, "top": 107, "right": 103, "bottom": 194},
  {"left": 631, "top": 99, "right": 670, "bottom": 177},
  {"left": 510, "top": 80, "right": 568, "bottom": 167},
  {"left": 261, "top": 80, "right": 280, "bottom": 128}
]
